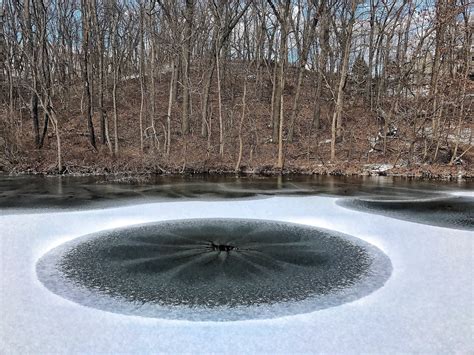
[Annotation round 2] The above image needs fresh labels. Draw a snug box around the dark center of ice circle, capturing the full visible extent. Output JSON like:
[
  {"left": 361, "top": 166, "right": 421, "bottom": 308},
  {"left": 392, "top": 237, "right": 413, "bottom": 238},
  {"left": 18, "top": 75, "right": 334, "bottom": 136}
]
[{"left": 209, "top": 242, "right": 236, "bottom": 252}]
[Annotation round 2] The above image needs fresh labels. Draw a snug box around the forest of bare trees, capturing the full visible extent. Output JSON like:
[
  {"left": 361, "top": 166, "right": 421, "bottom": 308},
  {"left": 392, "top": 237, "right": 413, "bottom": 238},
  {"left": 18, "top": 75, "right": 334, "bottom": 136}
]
[{"left": 0, "top": 0, "right": 472, "bottom": 175}]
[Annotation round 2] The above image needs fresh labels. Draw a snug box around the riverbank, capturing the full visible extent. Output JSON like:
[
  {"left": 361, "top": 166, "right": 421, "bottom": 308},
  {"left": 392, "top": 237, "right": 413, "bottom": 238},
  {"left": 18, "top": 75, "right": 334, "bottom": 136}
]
[
  {"left": 2, "top": 69, "right": 472, "bottom": 182},
  {"left": 2, "top": 122, "right": 472, "bottom": 180},
  {"left": 2, "top": 157, "right": 472, "bottom": 180}
]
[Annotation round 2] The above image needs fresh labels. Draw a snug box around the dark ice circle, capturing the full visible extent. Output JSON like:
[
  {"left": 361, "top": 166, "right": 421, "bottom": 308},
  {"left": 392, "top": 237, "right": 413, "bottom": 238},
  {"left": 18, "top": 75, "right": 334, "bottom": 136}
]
[{"left": 37, "top": 219, "right": 392, "bottom": 320}]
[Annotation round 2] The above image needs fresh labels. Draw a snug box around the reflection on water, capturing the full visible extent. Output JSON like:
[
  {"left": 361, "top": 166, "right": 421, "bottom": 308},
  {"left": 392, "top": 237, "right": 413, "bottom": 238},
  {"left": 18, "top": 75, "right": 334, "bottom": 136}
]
[
  {"left": 0, "top": 174, "right": 471, "bottom": 209},
  {"left": 1, "top": 174, "right": 472, "bottom": 230}
]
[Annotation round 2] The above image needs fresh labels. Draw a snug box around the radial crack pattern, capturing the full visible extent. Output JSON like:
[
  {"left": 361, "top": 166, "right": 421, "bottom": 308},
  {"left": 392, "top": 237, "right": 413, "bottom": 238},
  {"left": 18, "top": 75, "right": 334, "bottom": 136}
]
[{"left": 37, "top": 219, "right": 392, "bottom": 319}]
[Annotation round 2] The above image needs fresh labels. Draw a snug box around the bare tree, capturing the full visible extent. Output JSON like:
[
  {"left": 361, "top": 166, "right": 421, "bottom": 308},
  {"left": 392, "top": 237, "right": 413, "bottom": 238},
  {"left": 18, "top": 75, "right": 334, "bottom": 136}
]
[
  {"left": 330, "top": 0, "right": 358, "bottom": 161},
  {"left": 81, "top": 0, "right": 97, "bottom": 150},
  {"left": 2, "top": 0, "right": 471, "bottom": 173}
]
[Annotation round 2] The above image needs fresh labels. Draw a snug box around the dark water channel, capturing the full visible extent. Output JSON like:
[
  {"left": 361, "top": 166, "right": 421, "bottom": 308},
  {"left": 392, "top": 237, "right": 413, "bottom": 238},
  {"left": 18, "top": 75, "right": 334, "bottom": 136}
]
[{"left": 1, "top": 174, "right": 472, "bottom": 230}]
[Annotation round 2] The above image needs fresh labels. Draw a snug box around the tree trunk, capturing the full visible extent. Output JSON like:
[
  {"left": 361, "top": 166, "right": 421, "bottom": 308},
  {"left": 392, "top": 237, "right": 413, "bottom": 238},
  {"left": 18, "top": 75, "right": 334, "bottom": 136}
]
[
  {"left": 366, "top": 0, "right": 377, "bottom": 109},
  {"left": 235, "top": 80, "right": 247, "bottom": 172},
  {"left": 313, "top": 3, "right": 329, "bottom": 129},
  {"left": 288, "top": 6, "right": 317, "bottom": 142},
  {"left": 166, "top": 60, "right": 175, "bottom": 156},
  {"left": 268, "top": 0, "right": 290, "bottom": 143},
  {"left": 181, "top": 0, "right": 193, "bottom": 134},
  {"left": 216, "top": 45, "right": 224, "bottom": 157},
  {"left": 91, "top": 0, "right": 108, "bottom": 147},
  {"left": 113, "top": 71, "right": 119, "bottom": 155},
  {"left": 81, "top": 0, "right": 96, "bottom": 149},
  {"left": 31, "top": 93, "right": 40, "bottom": 147},
  {"left": 330, "top": 0, "right": 356, "bottom": 160},
  {"left": 277, "top": 93, "right": 284, "bottom": 169},
  {"left": 139, "top": 5, "right": 146, "bottom": 153}
]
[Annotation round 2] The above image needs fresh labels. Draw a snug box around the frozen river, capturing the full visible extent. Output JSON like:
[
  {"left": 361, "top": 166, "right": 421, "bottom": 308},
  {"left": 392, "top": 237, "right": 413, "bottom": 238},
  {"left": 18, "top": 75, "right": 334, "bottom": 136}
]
[{"left": 1, "top": 176, "right": 472, "bottom": 353}]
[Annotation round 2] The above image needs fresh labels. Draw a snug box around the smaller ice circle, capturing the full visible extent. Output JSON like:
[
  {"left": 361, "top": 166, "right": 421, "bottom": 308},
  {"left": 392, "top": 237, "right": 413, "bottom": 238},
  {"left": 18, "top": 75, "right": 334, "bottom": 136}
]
[{"left": 36, "top": 219, "right": 392, "bottom": 321}]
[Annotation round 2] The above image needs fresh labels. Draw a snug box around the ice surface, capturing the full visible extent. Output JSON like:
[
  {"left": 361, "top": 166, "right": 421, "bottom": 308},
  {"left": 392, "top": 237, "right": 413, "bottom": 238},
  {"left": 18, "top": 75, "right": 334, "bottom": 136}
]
[
  {"left": 1, "top": 196, "right": 473, "bottom": 353},
  {"left": 36, "top": 219, "right": 391, "bottom": 320}
]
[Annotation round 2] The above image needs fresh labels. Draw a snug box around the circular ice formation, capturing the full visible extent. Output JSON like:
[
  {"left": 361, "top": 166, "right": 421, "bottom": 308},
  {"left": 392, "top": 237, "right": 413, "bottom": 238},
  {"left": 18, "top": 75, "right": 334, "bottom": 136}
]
[
  {"left": 339, "top": 196, "right": 474, "bottom": 231},
  {"left": 37, "top": 219, "right": 392, "bottom": 321}
]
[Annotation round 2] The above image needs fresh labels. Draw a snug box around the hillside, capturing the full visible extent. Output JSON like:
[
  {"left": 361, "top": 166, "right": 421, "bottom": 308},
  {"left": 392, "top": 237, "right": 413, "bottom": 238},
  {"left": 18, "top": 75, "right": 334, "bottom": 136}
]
[
  {"left": 2, "top": 64, "right": 472, "bottom": 178},
  {"left": 1, "top": 1, "right": 473, "bottom": 179}
]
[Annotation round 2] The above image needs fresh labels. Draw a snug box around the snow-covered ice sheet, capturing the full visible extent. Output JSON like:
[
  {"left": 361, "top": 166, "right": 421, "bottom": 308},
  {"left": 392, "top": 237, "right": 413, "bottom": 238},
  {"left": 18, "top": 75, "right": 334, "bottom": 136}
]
[
  {"left": 450, "top": 190, "right": 474, "bottom": 198},
  {"left": 1, "top": 196, "right": 473, "bottom": 353}
]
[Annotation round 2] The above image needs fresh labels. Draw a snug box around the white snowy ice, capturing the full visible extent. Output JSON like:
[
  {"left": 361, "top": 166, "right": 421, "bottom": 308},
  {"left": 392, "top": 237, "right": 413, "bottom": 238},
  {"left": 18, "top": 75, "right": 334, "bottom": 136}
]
[{"left": 1, "top": 196, "right": 473, "bottom": 353}]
